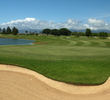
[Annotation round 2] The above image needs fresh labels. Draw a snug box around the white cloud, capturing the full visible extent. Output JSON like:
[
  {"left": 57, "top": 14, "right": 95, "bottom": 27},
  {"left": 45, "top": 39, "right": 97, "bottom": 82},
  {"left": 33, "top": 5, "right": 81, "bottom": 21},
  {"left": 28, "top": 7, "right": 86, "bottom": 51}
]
[
  {"left": 88, "top": 18, "right": 106, "bottom": 27},
  {"left": 0, "top": 18, "right": 110, "bottom": 31},
  {"left": 87, "top": 18, "right": 109, "bottom": 30},
  {"left": 2, "top": 18, "right": 57, "bottom": 29}
]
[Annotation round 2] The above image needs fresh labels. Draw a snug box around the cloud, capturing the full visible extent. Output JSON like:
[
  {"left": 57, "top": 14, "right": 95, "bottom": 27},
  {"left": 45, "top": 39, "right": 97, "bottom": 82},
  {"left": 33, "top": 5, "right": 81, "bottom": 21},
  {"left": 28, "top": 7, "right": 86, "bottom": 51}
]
[
  {"left": 88, "top": 18, "right": 106, "bottom": 27},
  {"left": 1, "top": 18, "right": 58, "bottom": 30},
  {"left": 87, "top": 18, "right": 109, "bottom": 30},
  {"left": 0, "top": 18, "right": 110, "bottom": 31},
  {"left": 1, "top": 18, "right": 39, "bottom": 29}
]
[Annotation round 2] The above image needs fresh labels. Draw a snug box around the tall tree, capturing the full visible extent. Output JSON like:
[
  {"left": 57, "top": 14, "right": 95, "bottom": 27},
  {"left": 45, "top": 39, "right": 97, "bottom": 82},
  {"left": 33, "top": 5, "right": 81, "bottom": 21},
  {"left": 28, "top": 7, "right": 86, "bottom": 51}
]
[
  {"left": 6, "top": 26, "right": 11, "bottom": 34},
  {"left": 86, "top": 28, "right": 92, "bottom": 37},
  {"left": 0, "top": 28, "right": 2, "bottom": 33},
  {"left": 2, "top": 28, "right": 6, "bottom": 34},
  {"left": 25, "top": 30, "right": 28, "bottom": 34},
  {"left": 51, "top": 29, "right": 60, "bottom": 36},
  {"left": 59, "top": 28, "right": 71, "bottom": 36},
  {"left": 12, "top": 27, "right": 18, "bottom": 35},
  {"left": 42, "top": 28, "right": 51, "bottom": 35}
]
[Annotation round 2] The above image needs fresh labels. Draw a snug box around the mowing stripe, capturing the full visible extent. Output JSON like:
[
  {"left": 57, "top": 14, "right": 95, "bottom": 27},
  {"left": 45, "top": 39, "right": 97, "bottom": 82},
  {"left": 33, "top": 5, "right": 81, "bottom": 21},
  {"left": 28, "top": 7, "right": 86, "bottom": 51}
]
[{"left": 81, "top": 41, "right": 91, "bottom": 46}]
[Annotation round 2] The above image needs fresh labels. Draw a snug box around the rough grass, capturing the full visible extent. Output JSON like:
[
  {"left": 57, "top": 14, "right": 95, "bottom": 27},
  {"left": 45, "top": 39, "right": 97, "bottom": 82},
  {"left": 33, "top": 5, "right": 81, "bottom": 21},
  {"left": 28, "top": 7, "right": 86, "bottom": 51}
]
[{"left": 0, "top": 34, "right": 110, "bottom": 85}]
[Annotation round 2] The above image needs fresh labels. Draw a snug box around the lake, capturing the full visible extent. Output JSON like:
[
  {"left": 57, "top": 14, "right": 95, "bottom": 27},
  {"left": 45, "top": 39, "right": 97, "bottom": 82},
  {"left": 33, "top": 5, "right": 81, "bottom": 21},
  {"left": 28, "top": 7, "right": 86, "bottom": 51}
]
[{"left": 0, "top": 38, "right": 35, "bottom": 45}]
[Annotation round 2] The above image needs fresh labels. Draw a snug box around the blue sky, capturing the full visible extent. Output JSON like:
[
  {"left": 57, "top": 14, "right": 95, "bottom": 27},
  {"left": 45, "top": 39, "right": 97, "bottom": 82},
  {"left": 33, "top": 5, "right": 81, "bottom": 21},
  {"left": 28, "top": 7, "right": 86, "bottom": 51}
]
[{"left": 0, "top": 0, "right": 110, "bottom": 31}]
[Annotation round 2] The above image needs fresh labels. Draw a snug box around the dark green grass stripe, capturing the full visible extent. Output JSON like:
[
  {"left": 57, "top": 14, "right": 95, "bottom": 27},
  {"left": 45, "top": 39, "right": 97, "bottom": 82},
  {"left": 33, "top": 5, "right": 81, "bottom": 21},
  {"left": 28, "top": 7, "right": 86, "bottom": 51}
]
[
  {"left": 90, "top": 41, "right": 100, "bottom": 46},
  {"left": 105, "top": 42, "right": 110, "bottom": 47},
  {"left": 75, "top": 41, "right": 84, "bottom": 46}
]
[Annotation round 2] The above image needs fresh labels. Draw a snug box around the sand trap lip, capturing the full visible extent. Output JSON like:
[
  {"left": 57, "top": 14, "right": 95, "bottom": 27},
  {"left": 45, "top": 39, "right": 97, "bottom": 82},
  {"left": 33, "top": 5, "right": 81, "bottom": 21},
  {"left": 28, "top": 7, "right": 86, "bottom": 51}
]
[{"left": 0, "top": 64, "right": 110, "bottom": 95}]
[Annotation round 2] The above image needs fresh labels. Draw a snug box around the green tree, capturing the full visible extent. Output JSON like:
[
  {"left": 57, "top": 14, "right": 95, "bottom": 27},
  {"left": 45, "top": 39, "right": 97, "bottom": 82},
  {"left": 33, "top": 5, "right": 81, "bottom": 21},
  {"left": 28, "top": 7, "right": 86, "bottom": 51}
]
[
  {"left": 25, "top": 30, "right": 28, "bottom": 34},
  {"left": 2, "top": 28, "right": 6, "bottom": 34},
  {"left": 99, "top": 32, "right": 108, "bottom": 39},
  {"left": 0, "top": 28, "right": 2, "bottom": 33},
  {"left": 6, "top": 26, "right": 11, "bottom": 34},
  {"left": 59, "top": 28, "right": 71, "bottom": 36},
  {"left": 51, "top": 29, "right": 60, "bottom": 36},
  {"left": 86, "top": 28, "right": 92, "bottom": 37},
  {"left": 12, "top": 27, "right": 18, "bottom": 35},
  {"left": 42, "top": 28, "right": 51, "bottom": 35},
  {"left": 79, "top": 32, "right": 86, "bottom": 36},
  {"left": 92, "top": 33, "right": 99, "bottom": 37}
]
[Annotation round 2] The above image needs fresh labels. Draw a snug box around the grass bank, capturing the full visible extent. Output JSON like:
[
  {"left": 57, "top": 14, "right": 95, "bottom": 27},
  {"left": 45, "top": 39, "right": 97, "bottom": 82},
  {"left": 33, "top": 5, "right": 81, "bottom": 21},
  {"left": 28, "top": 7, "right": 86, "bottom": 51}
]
[{"left": 0, "top": 34, "right": 110, "bottom": 85}]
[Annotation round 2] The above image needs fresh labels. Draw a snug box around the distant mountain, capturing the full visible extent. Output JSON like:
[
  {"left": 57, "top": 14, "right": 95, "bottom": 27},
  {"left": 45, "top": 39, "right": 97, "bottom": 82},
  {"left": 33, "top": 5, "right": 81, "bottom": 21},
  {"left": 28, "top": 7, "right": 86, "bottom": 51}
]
[
  {"left": 70, "top": 29, "right": 110, "bottom": 33},
  {"left": 19, "top": 29, "right": 42, "bottom": 34}
]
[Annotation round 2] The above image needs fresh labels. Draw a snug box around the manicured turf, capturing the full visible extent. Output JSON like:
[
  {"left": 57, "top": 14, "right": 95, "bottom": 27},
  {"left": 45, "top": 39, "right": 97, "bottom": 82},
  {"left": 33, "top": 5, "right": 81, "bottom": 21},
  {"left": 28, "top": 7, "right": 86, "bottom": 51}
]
[{"left": 0, "top": 34, "right": 110, "bottom": 85}]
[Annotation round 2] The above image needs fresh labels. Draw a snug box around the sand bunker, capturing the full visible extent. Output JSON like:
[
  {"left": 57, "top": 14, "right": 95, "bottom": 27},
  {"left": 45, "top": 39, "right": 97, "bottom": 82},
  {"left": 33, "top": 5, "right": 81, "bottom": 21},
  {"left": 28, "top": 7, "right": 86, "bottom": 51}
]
[{"left": 1, "top": 64, "right": 110, "bottom": 100}]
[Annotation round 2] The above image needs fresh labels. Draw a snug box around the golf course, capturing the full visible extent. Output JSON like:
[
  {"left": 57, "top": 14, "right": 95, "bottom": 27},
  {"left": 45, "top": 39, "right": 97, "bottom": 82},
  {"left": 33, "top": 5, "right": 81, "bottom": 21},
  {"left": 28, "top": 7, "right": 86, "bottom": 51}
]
[
  {"left": 1, "top": 34, "right": 110, "bottom": 100},
  {"left": 0, "top": 34, "right": 110, "bottom": 85}
]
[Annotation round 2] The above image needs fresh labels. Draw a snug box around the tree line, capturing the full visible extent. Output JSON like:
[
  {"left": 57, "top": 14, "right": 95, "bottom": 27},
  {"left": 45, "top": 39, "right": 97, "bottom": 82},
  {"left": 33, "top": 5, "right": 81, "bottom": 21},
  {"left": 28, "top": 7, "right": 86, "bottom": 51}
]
[
  {"left": 75, "top": 28, "right": 108, "bottom": 39},
  {"left": 0, "top": 26, "right": 109, "bottom": 38},
  {"left": 42, "top": 28, "right": 71, "bottom": 36},
  {"left": 42, "top": 28, "right": 109, "bottom": 39},
  {"left": 0, "top": 26, "right": 18, "bottom": 35}
]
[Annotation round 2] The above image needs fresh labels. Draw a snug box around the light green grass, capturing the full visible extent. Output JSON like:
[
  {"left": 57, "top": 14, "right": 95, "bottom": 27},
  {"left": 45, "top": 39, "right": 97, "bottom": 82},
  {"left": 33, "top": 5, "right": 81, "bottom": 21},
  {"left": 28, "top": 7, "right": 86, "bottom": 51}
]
[{"left": 0, "top": 34, "right": 110, "bottom": 85}]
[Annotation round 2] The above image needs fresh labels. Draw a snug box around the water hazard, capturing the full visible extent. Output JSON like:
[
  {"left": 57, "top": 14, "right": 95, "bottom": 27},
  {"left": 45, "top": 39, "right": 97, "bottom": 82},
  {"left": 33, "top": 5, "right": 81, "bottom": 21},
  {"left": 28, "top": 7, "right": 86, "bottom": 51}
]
[{"left": 0, "top": 38, "right": 35, "bottom": 45}]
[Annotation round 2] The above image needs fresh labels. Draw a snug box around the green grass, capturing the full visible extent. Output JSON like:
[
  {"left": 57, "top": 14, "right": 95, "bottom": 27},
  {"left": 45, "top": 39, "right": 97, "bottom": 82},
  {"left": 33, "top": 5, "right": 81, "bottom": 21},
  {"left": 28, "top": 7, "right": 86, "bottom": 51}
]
[{"left": 0, "top": 34, "right": 110, "bottom": 85}]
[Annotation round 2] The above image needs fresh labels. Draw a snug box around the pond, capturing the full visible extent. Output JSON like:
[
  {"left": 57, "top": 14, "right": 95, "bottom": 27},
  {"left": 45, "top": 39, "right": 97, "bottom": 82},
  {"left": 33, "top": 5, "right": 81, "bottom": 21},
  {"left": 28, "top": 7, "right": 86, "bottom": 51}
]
[{"left": 0, "top": 38, "right": 35, "bottom": 45}]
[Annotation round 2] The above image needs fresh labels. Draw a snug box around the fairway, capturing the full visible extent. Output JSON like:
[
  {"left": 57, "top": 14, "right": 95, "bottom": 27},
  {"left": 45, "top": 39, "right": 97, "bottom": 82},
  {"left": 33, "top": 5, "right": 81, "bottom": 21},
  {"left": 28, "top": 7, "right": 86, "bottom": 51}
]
[{"left": 0, "top": 35, "right": 110, "bottom": 85}]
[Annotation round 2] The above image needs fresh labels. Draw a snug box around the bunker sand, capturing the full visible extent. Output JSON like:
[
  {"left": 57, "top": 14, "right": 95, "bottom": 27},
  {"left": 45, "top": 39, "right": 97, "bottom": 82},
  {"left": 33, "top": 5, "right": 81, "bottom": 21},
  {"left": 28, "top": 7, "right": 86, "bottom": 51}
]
[{"left": 0, "top": 64, "right": 110, "bottom": 100}]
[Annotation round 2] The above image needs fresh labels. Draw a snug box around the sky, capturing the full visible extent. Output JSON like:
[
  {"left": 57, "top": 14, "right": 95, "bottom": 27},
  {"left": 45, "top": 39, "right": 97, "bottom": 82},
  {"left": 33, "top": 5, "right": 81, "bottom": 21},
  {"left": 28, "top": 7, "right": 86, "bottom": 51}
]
[{"left": 0, "top": 0, "right": 110, "bottom": 31}]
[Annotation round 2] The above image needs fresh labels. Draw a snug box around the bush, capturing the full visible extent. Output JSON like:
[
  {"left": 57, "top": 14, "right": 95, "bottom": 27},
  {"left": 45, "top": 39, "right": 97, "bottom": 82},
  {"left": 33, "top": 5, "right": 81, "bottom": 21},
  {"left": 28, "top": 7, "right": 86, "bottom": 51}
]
[{"left": 99, "top": 32, "right": 108, "bottom": 39}]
